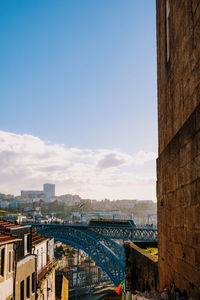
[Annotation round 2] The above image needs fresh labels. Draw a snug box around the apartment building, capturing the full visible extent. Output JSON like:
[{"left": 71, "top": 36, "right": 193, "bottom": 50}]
[
  {"left": 32, "top": 232, "right": 56, "bottom": 300},
  {"left": 0, "top": 231, "right": 21, "bottom": 300},
  {"left": 0, "top": 220, "right": 36, "bottom": 300}
]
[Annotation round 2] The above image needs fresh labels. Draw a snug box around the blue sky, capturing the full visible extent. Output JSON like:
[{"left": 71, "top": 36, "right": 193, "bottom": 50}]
[{"left": 0, "top": 1, "right": 157, "bottom": 200}]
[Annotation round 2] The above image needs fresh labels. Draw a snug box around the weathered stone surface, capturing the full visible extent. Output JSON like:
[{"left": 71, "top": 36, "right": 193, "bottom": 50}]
[
  {"left": 156, "top": 0, "right": 200, "bottom": 154},
  {"left": 156, "top": 0, "right": 200, "bottom": 298},
  {"left": 124, "top": 242, "right": 158, "bottom": 293}
]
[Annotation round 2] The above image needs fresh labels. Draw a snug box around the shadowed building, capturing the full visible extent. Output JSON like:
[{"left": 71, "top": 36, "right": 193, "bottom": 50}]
[
  {"left": 0, "top": 231, "right": 21, "bottom": 300},
  {"left": 156, "top": 0, "right": 200, "bottom": 298},
  {"left": 0, "top": 220, "right": 36, "bottom": 300}
]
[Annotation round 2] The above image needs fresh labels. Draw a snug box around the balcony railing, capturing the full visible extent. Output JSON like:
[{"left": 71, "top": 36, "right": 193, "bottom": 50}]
[{"left": 38, "top": 258, "right": 57, "bottom": 282}]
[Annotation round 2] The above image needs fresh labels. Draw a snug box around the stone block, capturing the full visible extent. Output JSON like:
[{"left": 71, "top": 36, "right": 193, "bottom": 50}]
[
  {"left": 190, "top": 180, "right": 198, "bottom": 205},
  {"left": 186, "top": 229, "right": 199, "bottom": 248},
  {"left": 194, "top": 17, "right": 200, "bottom": 50},
  {"left": 195, "top": 103, "right": 200, "bottom": 132},
  {"left": 194, "top": 204, "right": 200, "bottom": 229},
  {"left": 185, "top": 206, "right": 196, "bottom": 230},
  {"left": 175, "top": 259, "right": 200, "bottom": 288},
  {"left": 192, "top": 0, "right": 200, "bottom": 14},
  {"left": 173, "top": 243, "right": 183, "bottom": 260},
  {"left": 181, "top": 245, "right": 196, "bottom": 266},
  {"left": 195, "top": 247, "right": 200, "bottom": 269},
  {"left": 190, "top": 159, "right": 198, "bottom": 182}
]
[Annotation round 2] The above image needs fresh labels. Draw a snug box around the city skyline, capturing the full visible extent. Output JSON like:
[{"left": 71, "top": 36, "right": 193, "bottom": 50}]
[
  {"left": 0, "top": 129, "right": 156, "bottom": 201},
  {"left": 0, "top": 1, "right": 157, "bottom": 201}
]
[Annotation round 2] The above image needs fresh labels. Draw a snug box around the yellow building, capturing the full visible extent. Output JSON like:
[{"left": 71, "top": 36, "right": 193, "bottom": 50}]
[{"left": 55, "top": 274, "right": 68, "bottom": 300}]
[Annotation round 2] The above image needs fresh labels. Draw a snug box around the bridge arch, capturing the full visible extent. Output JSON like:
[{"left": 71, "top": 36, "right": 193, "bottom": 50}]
[{"left": 36, "top": 225, "right": 125, "bottom": 286}]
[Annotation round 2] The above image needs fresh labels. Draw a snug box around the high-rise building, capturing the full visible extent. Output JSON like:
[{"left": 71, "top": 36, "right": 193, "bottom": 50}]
[
  {"left": 156, "top": 0, "right": 200, "bottom": 298},
  {"left": 43, "top": 183, "right": 55, "bottom": 197}
]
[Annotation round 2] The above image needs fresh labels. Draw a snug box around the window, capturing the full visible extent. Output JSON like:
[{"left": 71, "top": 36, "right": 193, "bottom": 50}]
[
  {"left": 24, "top": 234, "right": 30, "bottom": 255},
  {"left": 12, "top": 251, "right": 14, "bottom": 271},
  {"left": 27, "top": 234, "right": 30, "bottom": 253},
  {"left": 37, "top": 249, "right": 40, "bottom": 270},
  {"left": 166, "top": 0, "right": 170, "bottom": 62},
  {"left": 0, "top": 248, "right": 5, "bottom": 276},
  {"left": 24, "top": 235, "right": 27, "bottom": 255},
  {"left": 9, "top": 251, "right": 12, "bottom": 272},
  {"left": 41, "top": 247, "right": 43, "bottom": 268},
  {"left": 8, "top": 250, "right": 14, "bottom": 273},
  {"left": 20, "top": 280, "right": 24, "bottom": 300},
  {"left": 32, "top": 272, "right": 35, "bottom": 294},
  {"left": 47, "top": 282, "right": 50, "bottom": 297},
  {"left": 26, "top": 276, "right": 30, "bottom": 298}
]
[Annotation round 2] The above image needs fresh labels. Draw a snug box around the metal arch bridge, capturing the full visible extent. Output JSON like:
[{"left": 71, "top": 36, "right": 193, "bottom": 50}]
[{"left": 28, "top": 223, "right": 157, "bottom": 286}]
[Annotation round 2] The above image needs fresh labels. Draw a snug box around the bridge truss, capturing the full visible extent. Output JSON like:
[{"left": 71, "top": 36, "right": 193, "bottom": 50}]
[
  {"left": 36, "top": 225, "right": 125, "bottom": 286},
  {"left": 29, "top": 223, "right": 157, "bottom": 286},
  {"left": 77, "top": 224, "right": 158, "bottom": 242}
]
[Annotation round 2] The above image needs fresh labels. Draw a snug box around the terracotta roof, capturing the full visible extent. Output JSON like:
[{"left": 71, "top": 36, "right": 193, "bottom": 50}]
[
  {"left": 32, "top": 231, "right": 48, "bottom": 246},
  {"left": 0, "top": 231, "right": 21, "bottom": 245},
  {"left": 0, "top": 219, "right": 22, "bottom": 230}
]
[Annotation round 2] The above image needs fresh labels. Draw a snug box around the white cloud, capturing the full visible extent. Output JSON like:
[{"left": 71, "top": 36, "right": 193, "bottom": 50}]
[
  {"left": 0, "top": 130, "right": 157, "bottom": 200},
  {"left": 97, "top": 153, "right": 126, "bottom": 169}
]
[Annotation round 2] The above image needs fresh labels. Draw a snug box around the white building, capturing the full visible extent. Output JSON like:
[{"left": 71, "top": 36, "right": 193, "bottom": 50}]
[
  {"left": 21, "top": 183, "right": 55, "bottom": 198},
  {"left": 21, "top": 190, "right": 44, "bottom": 197},
  {"left": 0, "top": 200, "right": 9, "bottom": 209},
  {"left": 32, "top": 232, "right": 56, "bottom": 300}
]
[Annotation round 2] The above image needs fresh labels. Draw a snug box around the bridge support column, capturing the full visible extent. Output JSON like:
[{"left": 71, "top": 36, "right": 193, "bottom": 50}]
[
  {"left": 75, "top": 248, "right": 79, "bottom": 300},
  {"left": 88, "top": 255, "right": 92, "bottom": 299}
]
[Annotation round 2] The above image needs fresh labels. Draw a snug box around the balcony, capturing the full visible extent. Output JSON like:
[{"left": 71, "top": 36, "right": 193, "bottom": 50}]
[{"left": 38, "top": 258, "right": 57, "bottom": 282}]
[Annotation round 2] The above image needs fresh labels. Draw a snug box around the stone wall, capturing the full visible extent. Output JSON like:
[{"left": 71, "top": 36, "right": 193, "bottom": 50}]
[
  {"left": 157, "top": 104, "right": 200, "bottom": 298},
  {"left": 156, "top": 0, "right": 200, "bottom": 153},
  {"left": 156, "top": 0, "right": 200, "bottom": 298},
  {"left": 124, "top": 242, "right": 158, "bottom": 293}
]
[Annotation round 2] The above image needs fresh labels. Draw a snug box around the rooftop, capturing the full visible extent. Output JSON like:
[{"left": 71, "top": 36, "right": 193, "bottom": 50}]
[
  {"left": 0, "top": 219, "right": 23, "bottom": 230},
  {"left": 0, "top": 231, "right": 21, "bottom": 245},
  {"left": 32, "top": 231, "right": 48, "bottom": 246}
]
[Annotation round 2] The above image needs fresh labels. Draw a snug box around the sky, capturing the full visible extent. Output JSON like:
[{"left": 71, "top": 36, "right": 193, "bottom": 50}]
[{"left": 0, "top": 0, "right": 157, "bottom": 200}]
